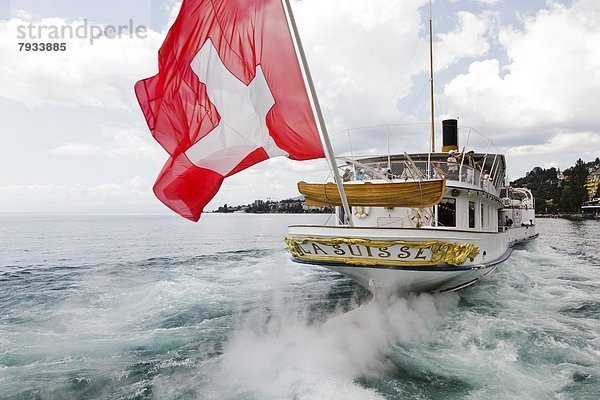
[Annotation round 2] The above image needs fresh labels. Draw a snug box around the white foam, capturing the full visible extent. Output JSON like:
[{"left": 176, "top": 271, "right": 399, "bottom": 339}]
[{"left": 207, "top": 293, "right": 459, "bottom": 399}]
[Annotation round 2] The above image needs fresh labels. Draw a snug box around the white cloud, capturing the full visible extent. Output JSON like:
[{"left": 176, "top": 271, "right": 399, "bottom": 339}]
[
  {"left": 296, "top": 0, "right": 425, "bottom": 125},
  {"left": 1, "top": 176, "right": 150, "bottom": 199},
  {"left": 101, "top": 126, "right": 162, "bottom": 160},
  {"left": 0, "top": 176, "right": 156, "bottom": 211},
  {"left": 449, "top": 0, "right": 501, "bottom": 4},
  {"left": 48, "top": 126, "right": 162, "bottom": 160},
  {"left": 542, "top": 161, "right": 560, "bottom": 170},
  {"left": 49, "top": 143, "right": 103, "bottom": 156},
  {"left": 166, "top": 1, "right": 183, "bottom": 28},
  {"left": 294, "top": 0, "right": 491, "bottom": 133},
  {"left": 443, "top": 0, "right": 600, "bottom": 143},
  {"left": 507, "top": 132, "right": 600, "bottom": 157},
  {"left": 0, "top": 14, "right": 164, "bottom": 109},
  {"left": 435, "top": 11, "right": 494, "bottom": 71}
]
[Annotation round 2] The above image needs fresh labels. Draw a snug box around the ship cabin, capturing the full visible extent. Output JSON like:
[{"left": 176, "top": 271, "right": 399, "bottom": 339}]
[{"left": 327, "top": 152, "right": 508, "bottom": 233}]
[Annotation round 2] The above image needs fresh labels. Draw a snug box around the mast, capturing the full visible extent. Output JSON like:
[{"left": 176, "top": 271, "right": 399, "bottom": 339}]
[
  {"left": 282, "top": 0, "right": 354, "bottom": 226},
  {"left": 429, "top": 0, "right": 435, "bottom": 153}
]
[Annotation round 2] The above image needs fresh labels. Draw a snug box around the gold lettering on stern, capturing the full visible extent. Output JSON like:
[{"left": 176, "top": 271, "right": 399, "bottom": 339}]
[
  {"left": 284, "top": 237, "right": 480, "bottom": 267},
  {"left": 414, "top": 248, "right": 428, "bottom": 260},
  {"left": 347, "top": 245, "right": 362, "bottom": 257},
  {"left": 378, "top": 247, "right": 391, "bottom": 258},
  {"left": 398, "top": 246, "right": 411, "bottom": 259},
  {"left": 311, "top": 243, "right": 328, "bottom": 255},
  {"left": 332, "top": 245, "right": 346, "bottom": 256}
]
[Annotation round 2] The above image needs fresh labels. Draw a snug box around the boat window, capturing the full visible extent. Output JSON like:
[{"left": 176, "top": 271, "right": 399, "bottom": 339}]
[
  {"left": 438, "top": 198, "right": 456, "bottom": 227},
  {"left": 469, "top": 201, "right": 476, "bottom": 228},
  {"left": 481, "top": 203, "right": 485, "bottom": 228},
  {"left": 495, "top": 167, "right": 505, "bottom": 188}
]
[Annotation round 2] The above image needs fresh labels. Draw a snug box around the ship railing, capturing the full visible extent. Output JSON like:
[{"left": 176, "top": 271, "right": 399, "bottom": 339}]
[
  {"left": 336, "top": 157, "right": 501, "bottom": 196},
  {"left": 330, "top": 123, "right": 500, "bottom": 160}
]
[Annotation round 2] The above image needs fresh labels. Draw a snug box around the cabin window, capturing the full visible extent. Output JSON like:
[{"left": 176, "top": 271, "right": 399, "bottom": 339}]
[
  {"left": 481, "top": 203, "right": 485, "bottom": 228},
  {"left": 438, "top": 198, "right": 456, "bottom": 227},
  {"left": 469, "top": 201, "right": 476, "bottom": 228}
]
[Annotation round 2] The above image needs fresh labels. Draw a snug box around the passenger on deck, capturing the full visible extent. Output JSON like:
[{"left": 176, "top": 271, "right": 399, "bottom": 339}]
[
  {"left": 447, "top": 150, "right": 459, "bottom": 179},
  {"left": 466, "top": 150, "right": 476, "bottom": 184},
  {"left": 342, "top": 168, "right": 353, "bottom": 182},
  {"left": 355, "top": 169, "right": 365, "bottom": 181},
  {"left": 481, "top": 169, "right": 490, "bottom": 189}
]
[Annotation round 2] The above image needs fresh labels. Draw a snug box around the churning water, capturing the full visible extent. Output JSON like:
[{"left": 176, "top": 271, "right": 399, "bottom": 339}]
[{"left": 0, "top": 214, "right": 598, "bottom": 399}]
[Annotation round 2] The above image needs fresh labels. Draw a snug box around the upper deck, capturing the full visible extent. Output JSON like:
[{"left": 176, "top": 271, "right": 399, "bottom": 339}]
[{"left": 338, "top": 152, "right": 506, "bottom": 198}]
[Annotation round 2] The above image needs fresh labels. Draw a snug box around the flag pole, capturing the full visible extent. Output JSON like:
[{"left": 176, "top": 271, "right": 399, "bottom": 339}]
[
  {"left": 282, "top": 0, "right": 354, "bottom": 226},
  {"left": 429, "top": 0, "right": 436, "bottom": 153}
]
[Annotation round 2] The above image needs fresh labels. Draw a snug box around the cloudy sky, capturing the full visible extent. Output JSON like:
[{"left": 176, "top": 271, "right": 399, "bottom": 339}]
[{"left": 1, "top": 0, "right": 599, "bottom": 214}]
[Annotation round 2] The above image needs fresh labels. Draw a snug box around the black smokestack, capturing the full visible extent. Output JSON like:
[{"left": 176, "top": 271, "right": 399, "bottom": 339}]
[{"left": 442, "top": 119, "right": 458, "bottom": 152}]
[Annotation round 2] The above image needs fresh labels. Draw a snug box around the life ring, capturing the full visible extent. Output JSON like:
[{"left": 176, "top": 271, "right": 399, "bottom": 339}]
[
  {"left": 410, "top": 208, "right": 432, "bottom": 228},
  {"left": 354, "top": 206, "right": 370, "bottom": 218}
]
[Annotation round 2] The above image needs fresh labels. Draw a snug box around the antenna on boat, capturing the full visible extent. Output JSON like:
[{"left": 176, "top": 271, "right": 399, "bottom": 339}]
[
  {"left": 429, "top": 0, "right": 436, "bottom": 153},
  {"left": 282, "top": 0, "right": 354, "bottom": 227}
]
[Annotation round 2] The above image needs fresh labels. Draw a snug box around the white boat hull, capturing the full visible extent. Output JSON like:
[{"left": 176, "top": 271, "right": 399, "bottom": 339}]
[
  {"left": 286, "top": 225, "right": 537, "bottom": 294},
  {"left": 326, "top": 264, "right": 497, "bottom": 293}
]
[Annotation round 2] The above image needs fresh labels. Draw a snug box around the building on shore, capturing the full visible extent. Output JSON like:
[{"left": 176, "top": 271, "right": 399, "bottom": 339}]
[
  {"left": 582, "top": 198, "right": 600, "bottom": 217},
  {"left": 585, "top": 168, "right": 600, "bottom": 198}
]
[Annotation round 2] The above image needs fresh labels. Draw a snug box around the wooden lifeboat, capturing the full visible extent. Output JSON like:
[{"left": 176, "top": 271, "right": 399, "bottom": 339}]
[{"left": 298, "top": 179, "right": 446, "bottom": 208}]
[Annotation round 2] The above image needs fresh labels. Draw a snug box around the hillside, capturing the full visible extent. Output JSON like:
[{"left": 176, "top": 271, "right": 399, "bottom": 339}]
[{"left": 511, "top": 158, "right": 599, "bottom": 213}]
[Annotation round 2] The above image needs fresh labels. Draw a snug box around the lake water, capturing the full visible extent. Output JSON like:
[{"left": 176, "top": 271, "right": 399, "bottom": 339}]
[{"left": 0, "top": 214, "right": 599, "bottom": 399}]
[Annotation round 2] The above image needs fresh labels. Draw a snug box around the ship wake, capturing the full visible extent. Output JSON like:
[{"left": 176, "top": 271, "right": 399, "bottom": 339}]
[{"left": 209, "top": 292, "right": 459, "bottom": 399}]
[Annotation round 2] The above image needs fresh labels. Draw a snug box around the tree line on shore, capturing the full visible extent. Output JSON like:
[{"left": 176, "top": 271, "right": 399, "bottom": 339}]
[
  {"left": 214, "top": 199, "right": 332, "bottom": 214},
  {"left": 511, "top": 158, "right": 599, "bottom": 214}
]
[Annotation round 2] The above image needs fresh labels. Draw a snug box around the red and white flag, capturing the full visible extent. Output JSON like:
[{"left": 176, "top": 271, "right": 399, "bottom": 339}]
[{"left": 135, "top": 0, "right": 324, "bottom": 221}]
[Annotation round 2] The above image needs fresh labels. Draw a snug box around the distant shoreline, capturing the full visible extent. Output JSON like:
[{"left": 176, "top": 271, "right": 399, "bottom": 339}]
[{"left": 536, "top": 214, "right": 599, "bottom": 221}]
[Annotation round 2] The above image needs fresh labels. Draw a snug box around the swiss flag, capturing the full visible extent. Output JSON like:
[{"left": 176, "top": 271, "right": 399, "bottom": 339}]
[{"left": 135, "top": 0, "right": 324, "bottom": 221}]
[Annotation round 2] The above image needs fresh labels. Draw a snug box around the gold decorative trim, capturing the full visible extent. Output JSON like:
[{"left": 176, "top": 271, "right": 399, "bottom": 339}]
[
  {"left": 284, "top": 237, "right": 306, "bottom": 258},
  {"left": 284, "top": 236, "right": 480, "bottom": 267}
]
